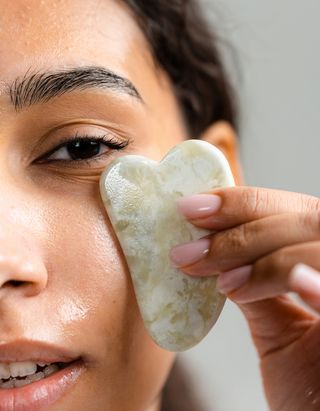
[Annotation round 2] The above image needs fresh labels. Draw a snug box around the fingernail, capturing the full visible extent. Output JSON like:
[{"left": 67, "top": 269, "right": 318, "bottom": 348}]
[
  {"left": 177, "top": 194, "right": 222, "bottom": 219},
  {"left": 170, "top": 238, "right": 211, "bottom": 268},
  {"left": 289, "top": 263, "right": 320, "bottom": 295},
  {"left": 217, "top": 265, "right": 252, "bottom": 294}
]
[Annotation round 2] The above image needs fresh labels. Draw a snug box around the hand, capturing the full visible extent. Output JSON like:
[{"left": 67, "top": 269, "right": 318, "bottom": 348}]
[{"left": 170, "top": 186, "right": 320, "bottom": 411}]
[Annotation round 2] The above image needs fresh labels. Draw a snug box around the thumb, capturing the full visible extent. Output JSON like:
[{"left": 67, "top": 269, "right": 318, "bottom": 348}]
[{"left": 237, "top": 295, "right": 315, "bottom": 358}]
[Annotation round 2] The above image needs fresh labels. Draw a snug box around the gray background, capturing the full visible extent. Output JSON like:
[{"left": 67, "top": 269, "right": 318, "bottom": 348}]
[{"left": 181, "top": 1, "right": 320, "bottom": 410}]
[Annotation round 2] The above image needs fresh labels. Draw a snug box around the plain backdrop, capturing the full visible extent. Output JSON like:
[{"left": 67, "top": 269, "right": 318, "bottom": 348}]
[{"left": 181, "top": 1, "right": 320, "bottom": 410}]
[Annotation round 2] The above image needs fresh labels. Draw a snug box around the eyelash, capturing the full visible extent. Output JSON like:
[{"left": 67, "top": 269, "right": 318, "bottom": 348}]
[{"left": 35, "top": 132, "right": 130, "bottom": 166}]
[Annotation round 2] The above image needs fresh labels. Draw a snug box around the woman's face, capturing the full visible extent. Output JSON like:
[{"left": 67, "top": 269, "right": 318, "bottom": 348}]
[
  {"left": 0, "top": 0, "right": 188, "bottom": 410},
  {"left": 0, "top": 1, "right": 239, "bottom": 410}
]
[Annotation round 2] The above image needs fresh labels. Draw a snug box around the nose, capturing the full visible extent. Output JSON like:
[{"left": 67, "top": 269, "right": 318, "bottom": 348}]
[
  {"left": 0, "top": 252, "right": 48, "bottom": 297},
  {"left": 0, "top": 164, "right": 49, "bottom": 299},
  {"left": 0, "top": 226, "right": 48, "bottom": 298}
]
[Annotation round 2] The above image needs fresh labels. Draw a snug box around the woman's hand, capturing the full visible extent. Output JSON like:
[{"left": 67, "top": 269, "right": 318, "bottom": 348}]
[{"left": 170, "top": 187, "right": 320, "bottom": 411}]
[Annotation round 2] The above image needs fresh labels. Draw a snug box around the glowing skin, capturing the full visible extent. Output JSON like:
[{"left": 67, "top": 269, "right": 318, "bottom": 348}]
[{"left": 0, "top": 1, "right": 241, "bottom": 410}]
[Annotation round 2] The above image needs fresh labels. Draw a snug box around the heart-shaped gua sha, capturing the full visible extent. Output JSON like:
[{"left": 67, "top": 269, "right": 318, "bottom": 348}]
[{"left": 99, "top": 140, "right": 235, "bottom": 351}]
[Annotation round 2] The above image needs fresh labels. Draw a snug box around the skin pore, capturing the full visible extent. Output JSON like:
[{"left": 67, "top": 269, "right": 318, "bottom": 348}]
[{"left": 0, "top": 1, "right": 241, "bottom": 410}]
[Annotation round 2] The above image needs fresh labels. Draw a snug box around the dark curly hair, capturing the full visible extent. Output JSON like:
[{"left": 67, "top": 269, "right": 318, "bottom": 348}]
[{"left": 123, "top": 1, "right": 238, "bottom": 410}]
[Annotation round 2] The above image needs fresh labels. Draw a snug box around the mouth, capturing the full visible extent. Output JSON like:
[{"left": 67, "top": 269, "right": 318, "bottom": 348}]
[
  {"left": 0, "top": 359, "right": 79, "bottom": 388},
  {"left": 0, "top": 341, "right": 85, "bottom": 411}
]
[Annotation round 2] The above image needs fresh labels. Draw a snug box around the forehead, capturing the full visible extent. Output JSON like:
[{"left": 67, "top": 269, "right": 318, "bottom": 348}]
[{"left": 0, "top": 0, "right": 151, "bottom": 86}]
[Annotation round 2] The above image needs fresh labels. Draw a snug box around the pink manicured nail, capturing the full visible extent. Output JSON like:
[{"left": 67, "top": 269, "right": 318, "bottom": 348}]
[
  {"left": 170, "top": 238, "right": 211, "bottom": 268},
  {"left": 289, "top": 263, "right": 320, "bottom": 296},
  {"left": 217, "top": 265, "right": 252, "bottom": 294},
  {"left": 177, "top": 194, "right": 222, "bottom": 219}
]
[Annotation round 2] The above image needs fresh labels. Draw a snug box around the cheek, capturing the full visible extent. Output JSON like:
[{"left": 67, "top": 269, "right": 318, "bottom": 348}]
[
  {"left": 45, "top": 188, "right": 136, "bottom": 355},
  {"left": 43, "top": 188, "right": 175, "bottom": 408}
]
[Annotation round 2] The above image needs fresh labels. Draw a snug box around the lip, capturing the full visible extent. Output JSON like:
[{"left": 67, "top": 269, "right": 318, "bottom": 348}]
[
  {"left": 0, "top": 340, "right": 85, "bottom": 411},
  {"left": 0, "top": 340, "right": 80, "bottom": 363}
]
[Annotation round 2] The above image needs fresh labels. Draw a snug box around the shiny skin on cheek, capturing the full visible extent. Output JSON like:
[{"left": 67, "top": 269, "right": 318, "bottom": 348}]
[
  {"left": 40, "top": 189, "right": 174, "bottom": 409},
  {"left": 44, "top": 190, "right": 130, "bottom": 335}
]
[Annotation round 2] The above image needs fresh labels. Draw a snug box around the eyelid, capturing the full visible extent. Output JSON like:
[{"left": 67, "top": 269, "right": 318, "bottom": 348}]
[{"left": 34, "top": 131, "right": 131, "bottom": 165}]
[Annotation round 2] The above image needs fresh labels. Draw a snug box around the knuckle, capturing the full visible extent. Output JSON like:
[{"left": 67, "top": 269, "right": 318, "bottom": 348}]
[
  {"left": 300, "top": 211, "right": 320, "bottom": 234},
  {"left": 255, "top": 247, "right": 292, "bottom": 284},
  {"left": 227, "top": 224, "right": 250, "bottom": 252},
  {"left": 242, "top": 187, "right": 262, "bottom": 216},
  {"left": 301, "top": 194, "right": 320, "bottom": 212},
  {"left": 242, "top": 187, "right": 272, "bottom": 217},
  {"left": 210, "top": 225, "right": 251, "bottom": 270},
  {"left": 254, "top": 251, "right": 283, "bottom": 280},
  {"left": 301, "top": 211, "right": 313, "bottom": 227},
  {"left": 270, "top": 248, "right": 289, "bottom": 269}
]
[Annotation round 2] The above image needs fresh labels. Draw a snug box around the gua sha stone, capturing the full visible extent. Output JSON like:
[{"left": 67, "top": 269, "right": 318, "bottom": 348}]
[{"left": 99, "top": 140, "right": 235, "bottom": 352}]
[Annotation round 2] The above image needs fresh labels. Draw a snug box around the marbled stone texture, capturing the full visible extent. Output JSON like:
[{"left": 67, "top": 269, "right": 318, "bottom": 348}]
[{"left": 99, "top": 140, "right": 235, "bottom": 351}]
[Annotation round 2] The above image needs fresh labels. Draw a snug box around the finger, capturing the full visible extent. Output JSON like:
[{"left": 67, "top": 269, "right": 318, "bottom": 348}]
[
  {"left": 171, "top": 211, "right": 320, "bottom": 275},
  {"left": 215, "top": 241, "right": 320, "bottom": 309},
  {"left": 238, "top": 296, "right": 317, "bottom": 358},
  {"left": 177, "top": 186, "right": 320, "bottom": 230},
  {"left": 289, "top": 263, "right": 320, "bottom": 313}
]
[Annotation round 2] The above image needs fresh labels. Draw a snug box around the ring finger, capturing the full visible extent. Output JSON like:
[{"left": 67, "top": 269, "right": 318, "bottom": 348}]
[{"left": 217, "top": 241, "right": 320, "bottom": 312}]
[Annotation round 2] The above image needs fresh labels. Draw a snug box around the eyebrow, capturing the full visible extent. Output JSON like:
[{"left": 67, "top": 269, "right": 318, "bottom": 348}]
[{"left": 9, "top": 66, "right": 143, "bottom": 111}]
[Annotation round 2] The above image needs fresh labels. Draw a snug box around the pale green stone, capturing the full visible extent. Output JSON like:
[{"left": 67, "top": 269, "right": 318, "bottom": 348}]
[{"left": 99, "top": 140, "right": 235, "bottom": 351}]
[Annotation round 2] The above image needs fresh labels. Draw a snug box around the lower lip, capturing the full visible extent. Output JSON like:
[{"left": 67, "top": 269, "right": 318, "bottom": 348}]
[{"left": 0, "top": 359, "right": 84, "bottom": 411}]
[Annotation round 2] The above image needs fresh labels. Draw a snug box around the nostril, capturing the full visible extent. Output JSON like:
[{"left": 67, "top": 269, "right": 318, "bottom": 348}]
[
  {"left": 0, "top": 279, "right": 38, "bottom": 297},
  {"left": 0, "top": 258, "right": 48, "bottom": 296},
  {"left": 3, "top": 279, "right": 29, "bottom": 287}
]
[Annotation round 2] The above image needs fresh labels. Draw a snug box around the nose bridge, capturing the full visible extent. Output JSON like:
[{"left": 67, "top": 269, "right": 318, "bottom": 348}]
[{"left": 0, "top": 177, "right": 48, "bottom": 298}]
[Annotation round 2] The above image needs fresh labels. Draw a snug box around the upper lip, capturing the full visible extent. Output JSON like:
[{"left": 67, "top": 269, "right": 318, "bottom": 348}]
[{"left": 0, "top": 339, "right": 80, "bottom": 363}]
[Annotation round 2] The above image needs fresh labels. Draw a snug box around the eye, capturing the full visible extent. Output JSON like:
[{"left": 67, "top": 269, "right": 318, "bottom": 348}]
[{"left": 35, "top": 134, "right": 129, "bottom": 164}]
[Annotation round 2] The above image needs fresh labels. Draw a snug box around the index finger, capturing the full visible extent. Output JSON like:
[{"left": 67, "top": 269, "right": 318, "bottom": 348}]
[{"left": 177, "top": 186, "right": 320, "bottom": 230}]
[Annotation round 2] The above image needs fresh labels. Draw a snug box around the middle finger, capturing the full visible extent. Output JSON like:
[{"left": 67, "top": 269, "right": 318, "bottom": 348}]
[{"left": 170, "top": 211, "right": 320, "bottom": 275}]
